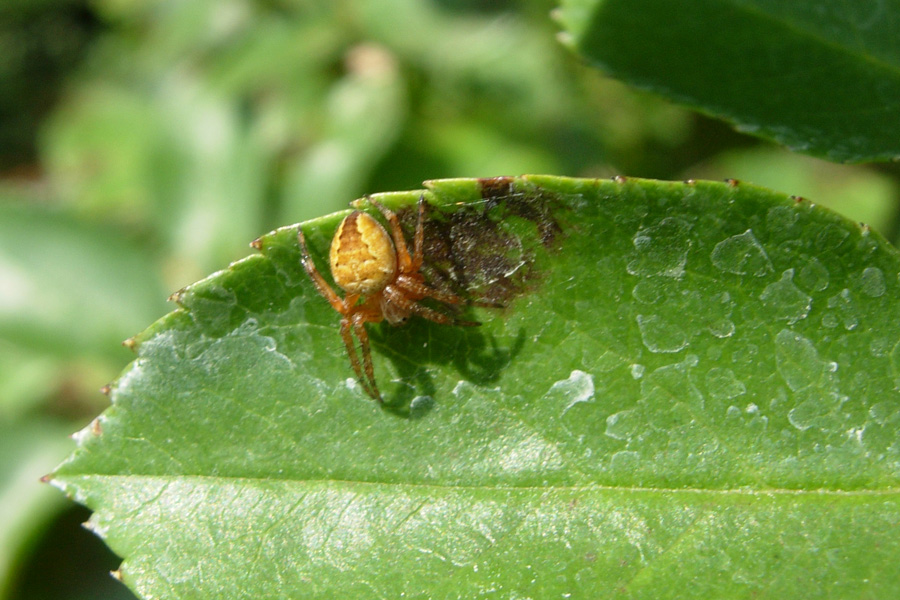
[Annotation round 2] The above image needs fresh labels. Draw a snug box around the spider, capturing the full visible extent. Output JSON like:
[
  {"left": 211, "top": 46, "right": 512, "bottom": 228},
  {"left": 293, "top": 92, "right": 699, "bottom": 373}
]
[{"left": 298, "top": 196, "right": 477, "bottom": 403}]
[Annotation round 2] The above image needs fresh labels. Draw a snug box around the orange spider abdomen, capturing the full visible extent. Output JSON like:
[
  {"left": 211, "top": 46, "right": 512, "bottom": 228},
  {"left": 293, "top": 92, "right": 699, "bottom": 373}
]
[{"left": 329, "top": 211, "right": 398, "bottom": 296}]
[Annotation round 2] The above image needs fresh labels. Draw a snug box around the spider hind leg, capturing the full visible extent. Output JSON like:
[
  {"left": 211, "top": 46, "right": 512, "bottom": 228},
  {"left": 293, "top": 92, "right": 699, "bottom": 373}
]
[{"left": 340, "top": 317, "right": 382, "bottom": 403}]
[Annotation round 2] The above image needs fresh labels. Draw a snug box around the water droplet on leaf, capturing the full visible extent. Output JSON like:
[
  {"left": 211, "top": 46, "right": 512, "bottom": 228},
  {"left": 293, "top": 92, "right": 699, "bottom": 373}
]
[
  {"left": 775, "top": 329, "right": 830, "bottom": 392},
  {"left": 636, "top": 314, "right": 688, "bottom": 353},
  {"left": 626, "top": 217, "right": 692, "bottom": 278},
  {"left": 710, "top": 229, "right": 773, "bottom": 277},
  {"left": 759, "top": 269, "right": 812, "bottom": 324},
  {"left": 706, "top": 367, "right": 747, "bottom": 401},
  {"left": 826, "top": 289, "right": 859, "bottom": 330},
  {"left": 857, "top": 267, "right": 886, "bottom": 298},
  {"left": 797, "top": 257, "right": 829, "bottom": 292}
]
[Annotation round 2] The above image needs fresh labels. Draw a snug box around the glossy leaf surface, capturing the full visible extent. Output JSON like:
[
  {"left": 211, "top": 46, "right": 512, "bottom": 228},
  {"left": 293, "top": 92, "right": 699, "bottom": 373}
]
[
  {"left": 53, "top": 176, "right": 900, "bottom": 598},
  {"left": 557, "top": 0, "right": 900, "bottom": 162}
]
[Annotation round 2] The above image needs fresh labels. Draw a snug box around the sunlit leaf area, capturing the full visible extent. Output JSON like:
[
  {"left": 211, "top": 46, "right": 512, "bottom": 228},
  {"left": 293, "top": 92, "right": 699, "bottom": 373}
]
[{"left": 3, "top": 1, "right": 900, "bottom": 599}]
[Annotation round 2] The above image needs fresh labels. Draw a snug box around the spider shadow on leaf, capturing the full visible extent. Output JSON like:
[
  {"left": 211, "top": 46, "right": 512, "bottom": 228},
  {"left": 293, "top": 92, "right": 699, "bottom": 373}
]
[{"left": 367, "top": 314, "right": 525, "bottom": 418}]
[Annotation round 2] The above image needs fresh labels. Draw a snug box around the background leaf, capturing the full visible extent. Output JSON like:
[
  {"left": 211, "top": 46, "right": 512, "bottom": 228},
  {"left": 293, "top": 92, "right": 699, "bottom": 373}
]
[
  {"left": 0, "top": 193, "right": 169, "bottom": 424},
  {"left": 0, "top": 421, "right": 71, "bottom": 598},
  {"left": 53, "top": 176, "right": 900, "bottom": 598},
  {"left": 556, "top": 0, "right": 900, "bottom": 162},
  {"left": 0, "top": 198, "right": 168, "bottom": 363}
]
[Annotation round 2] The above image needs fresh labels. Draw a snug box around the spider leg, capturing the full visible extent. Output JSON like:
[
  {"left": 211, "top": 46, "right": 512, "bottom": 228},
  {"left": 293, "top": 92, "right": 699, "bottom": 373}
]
[
  {"left": 397, "top": 273, "right": 505, "bottom": 312},
  {"left": 298, "top": 228, "right": 346, "bottom": 313},
  {"left": 340, "top": 317, "right": 382, "bottom": 403},
  {"left": 395, "top": 274, "right": 465, "bottom": 306},
  {"left": 350, "top": 312, "right": 383, "bottom": 402},
  {"left": 411, "top": 195, "right": 425, "bottom": 272},
  {"left": 370, "top": 198, "right": 416, "bottom": 273},
  {"left": 384, "top": 285, "right": 480, "bottom": 327}
]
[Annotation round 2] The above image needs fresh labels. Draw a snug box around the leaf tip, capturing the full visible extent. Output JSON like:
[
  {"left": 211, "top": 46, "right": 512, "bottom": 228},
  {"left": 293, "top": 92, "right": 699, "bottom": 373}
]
[
  {"left": 725, "top": 178, "right": 740, "bottom": 187},
  {"left": 250, "top": 236, "right": 263, "bottom": 250},
  {"left": 613, "top": 175, "right": 628, "bottom": 184},
  {"left": 122, "top": 336, "right": 138, "bottom": 352},
  {"left": 110, "top": 569, "right": 123, "bottom": 582}
]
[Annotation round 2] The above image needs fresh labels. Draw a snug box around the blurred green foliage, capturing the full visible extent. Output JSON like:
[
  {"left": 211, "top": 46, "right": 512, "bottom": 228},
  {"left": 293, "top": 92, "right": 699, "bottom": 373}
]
[{"left": 2, "top": 0, "right": 899, "bottom": 599}]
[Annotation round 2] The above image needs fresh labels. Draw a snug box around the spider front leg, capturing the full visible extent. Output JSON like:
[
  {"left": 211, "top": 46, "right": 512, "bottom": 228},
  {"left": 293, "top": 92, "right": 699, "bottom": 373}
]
[
  {"left": 298, "top": 228, "right": 346, "bottom": 313},
  {"left": 300, "top": 227, "right": 383, "bottom": 402},
  {"left": 369, "top": 195, "right": 426, "bottom": 273}
]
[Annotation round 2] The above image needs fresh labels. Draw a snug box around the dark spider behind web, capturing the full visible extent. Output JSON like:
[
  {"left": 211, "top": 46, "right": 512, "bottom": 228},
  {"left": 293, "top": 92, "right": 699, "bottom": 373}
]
[
  {"left": 392, "top": 177, "right": 563, "bottom": 308},
  {"left": 365, "top": 178, "right": 561, "bottom": 415}
]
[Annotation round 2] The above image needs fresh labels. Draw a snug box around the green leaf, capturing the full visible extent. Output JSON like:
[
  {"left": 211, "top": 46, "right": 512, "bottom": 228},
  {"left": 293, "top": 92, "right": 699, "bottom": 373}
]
[
  {"left": 689, "top": 147, "right": 900, "bottom": 235},
  {"left": 556, "top": 0, "right": 900, "bottom": 162},
  {"left": 52, "top": 176, "right": 900, "bottom": 598}
]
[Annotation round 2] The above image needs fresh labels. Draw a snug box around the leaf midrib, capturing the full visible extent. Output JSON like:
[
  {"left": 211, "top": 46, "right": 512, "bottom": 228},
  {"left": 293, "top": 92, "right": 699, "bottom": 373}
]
[{"left": 61, "top": 473, "right": 900, "bottom": 497}]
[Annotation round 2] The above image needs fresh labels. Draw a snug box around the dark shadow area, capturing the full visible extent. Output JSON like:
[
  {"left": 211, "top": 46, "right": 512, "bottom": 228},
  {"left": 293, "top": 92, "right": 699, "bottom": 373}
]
[
  {"left": 8, "top": 504, "right": 135, "bottom": 600},
  {"left": 0, "top": 1, "right": 101, "bottom": 173},
  {"left": 369, "top": 315, "right": 526, "bottom": 418}
]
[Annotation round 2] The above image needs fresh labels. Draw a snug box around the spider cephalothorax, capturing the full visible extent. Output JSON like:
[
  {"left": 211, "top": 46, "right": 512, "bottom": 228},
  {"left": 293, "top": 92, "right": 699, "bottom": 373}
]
[{"left": 298, "top": 196, "right": 476, "bottom": 402}]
